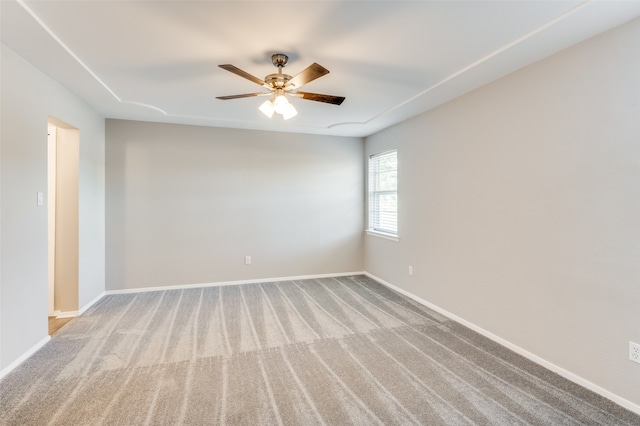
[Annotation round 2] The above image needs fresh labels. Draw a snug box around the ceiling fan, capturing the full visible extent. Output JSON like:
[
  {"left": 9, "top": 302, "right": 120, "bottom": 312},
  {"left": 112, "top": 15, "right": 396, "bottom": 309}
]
[{"left": 216, "top": 54, "right": 345, "bottom": 120}]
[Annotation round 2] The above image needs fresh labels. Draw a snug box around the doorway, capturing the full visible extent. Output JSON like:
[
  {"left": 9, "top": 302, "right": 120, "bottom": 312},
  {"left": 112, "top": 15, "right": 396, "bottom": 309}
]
[{"left": 47, "top": 118, "right": 79, "bottom": 334}]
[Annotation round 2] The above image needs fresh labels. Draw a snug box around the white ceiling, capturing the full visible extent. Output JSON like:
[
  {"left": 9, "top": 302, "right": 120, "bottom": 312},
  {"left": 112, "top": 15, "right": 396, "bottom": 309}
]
[{"left": 2, "top": 1, "right": 639, "bottom": 137}]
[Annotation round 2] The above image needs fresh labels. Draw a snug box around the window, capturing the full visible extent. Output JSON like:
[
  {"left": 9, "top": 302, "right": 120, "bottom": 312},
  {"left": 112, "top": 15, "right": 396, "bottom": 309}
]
[{"left": 368, "top": 149, "right": 398, "bottom": 237}]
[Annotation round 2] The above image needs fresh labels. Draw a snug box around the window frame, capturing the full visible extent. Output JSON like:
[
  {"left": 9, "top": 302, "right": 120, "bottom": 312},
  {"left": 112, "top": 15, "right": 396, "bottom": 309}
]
[{"left": 367, "top": 149, "right": 399, "bottom": 241}]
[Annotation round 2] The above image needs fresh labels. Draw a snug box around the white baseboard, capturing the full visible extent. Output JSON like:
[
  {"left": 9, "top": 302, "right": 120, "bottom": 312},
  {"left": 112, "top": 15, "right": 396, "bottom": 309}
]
[
  {"left": 0, "top": 335, "right": 50, "bottom": 381},
  {"left": 79, "top": 291, "right": 105, "bottom": 315},
  {"left": 105, "top": 271, "right": 366, "bottom": 295},
  {"left": 364, "top": 272, "right": 640, "bottom": 416},
  {"left": 52, "top": 292, "right": 106, "bottom": 318},
  {"left": 1, "top": 291, "right": 105, "bottom": 382},
  {"left": 55, "top": 310, "right": 79, "bottom": 319}
]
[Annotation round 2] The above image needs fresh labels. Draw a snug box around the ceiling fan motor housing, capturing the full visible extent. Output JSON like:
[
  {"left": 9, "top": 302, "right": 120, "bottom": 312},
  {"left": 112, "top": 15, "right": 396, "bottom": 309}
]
[{"left": 265, "top": 73, "right": 292, "bottom": 88}]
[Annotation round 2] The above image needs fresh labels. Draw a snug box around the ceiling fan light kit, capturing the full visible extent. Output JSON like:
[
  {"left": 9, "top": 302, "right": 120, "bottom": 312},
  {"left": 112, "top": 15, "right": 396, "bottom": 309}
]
[
  {"left": 217, "top": 54, "right": 345, "bottom": 120},
  {"left": 258, "top": 100, "right": 275, "bottom": 118},
  {"left": 258, "top": 88, "right": 298, "bottom": 120}
]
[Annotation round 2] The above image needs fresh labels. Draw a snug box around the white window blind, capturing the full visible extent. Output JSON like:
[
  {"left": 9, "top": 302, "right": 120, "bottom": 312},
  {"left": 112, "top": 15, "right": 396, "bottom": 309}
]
[{"left": 368, "top": 149, "right": 397, "bottom": 236}]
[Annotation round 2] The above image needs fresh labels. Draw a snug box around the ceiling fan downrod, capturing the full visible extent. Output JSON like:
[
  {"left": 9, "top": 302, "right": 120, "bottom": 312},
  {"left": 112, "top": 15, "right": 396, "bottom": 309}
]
[{"left": 266, "top": 54, "right": 292, "bottom": 88}]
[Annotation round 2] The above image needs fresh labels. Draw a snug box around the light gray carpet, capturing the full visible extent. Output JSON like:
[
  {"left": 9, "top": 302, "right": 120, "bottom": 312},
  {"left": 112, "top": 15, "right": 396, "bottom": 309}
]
[{"left": 1, "top": 275, "right": 638, "bottom": 425}]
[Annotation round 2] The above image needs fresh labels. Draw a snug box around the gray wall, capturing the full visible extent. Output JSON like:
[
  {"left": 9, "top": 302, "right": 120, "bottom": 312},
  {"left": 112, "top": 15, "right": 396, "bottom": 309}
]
[
  {"left": 364, "top": 18, "right": 640, "bottom": 406},
  {"left": 0, "top": 45, "right": 105, "bottom": 372},
  {"left": 106, "top": 120, "right": 364, "bottom": 290}
]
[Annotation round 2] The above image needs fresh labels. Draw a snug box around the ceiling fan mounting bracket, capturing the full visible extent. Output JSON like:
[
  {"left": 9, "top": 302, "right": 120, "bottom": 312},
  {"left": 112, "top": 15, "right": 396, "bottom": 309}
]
[{"left": 271, "top": 53, "right": 289, "bottom": 68}]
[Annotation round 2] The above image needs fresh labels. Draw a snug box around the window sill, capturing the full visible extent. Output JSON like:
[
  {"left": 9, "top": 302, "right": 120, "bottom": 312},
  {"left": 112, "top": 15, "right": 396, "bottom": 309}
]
[{"left": 366, "top": 230, "right": 400, "bottom": 242}]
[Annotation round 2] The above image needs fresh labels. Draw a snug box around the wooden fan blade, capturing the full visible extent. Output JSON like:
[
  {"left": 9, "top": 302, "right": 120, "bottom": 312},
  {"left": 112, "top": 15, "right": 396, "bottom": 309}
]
[
  {"left": 219, "top": 64, "right": 267, "bottom": 86},
  {"left": 216, "top": 92, "right": 270, "bottom": 100},
  {"left": 296, "top": 91, "right": 345, "bottom": 105},
  {"left": 285, "top": 63, "right": 330, "bottom": 89}
]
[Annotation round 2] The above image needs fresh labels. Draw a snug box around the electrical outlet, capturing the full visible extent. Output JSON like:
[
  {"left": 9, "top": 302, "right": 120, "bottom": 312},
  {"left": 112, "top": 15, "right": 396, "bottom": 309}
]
[
  {"left": 408, "top": 266, "right": 413, "bottom": 276},
  {"left": 630, "top": 341, "right": 640, "bottom": 364},
  {"left": 244, "top": 256, "right": 251, "bottom": 265}
]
